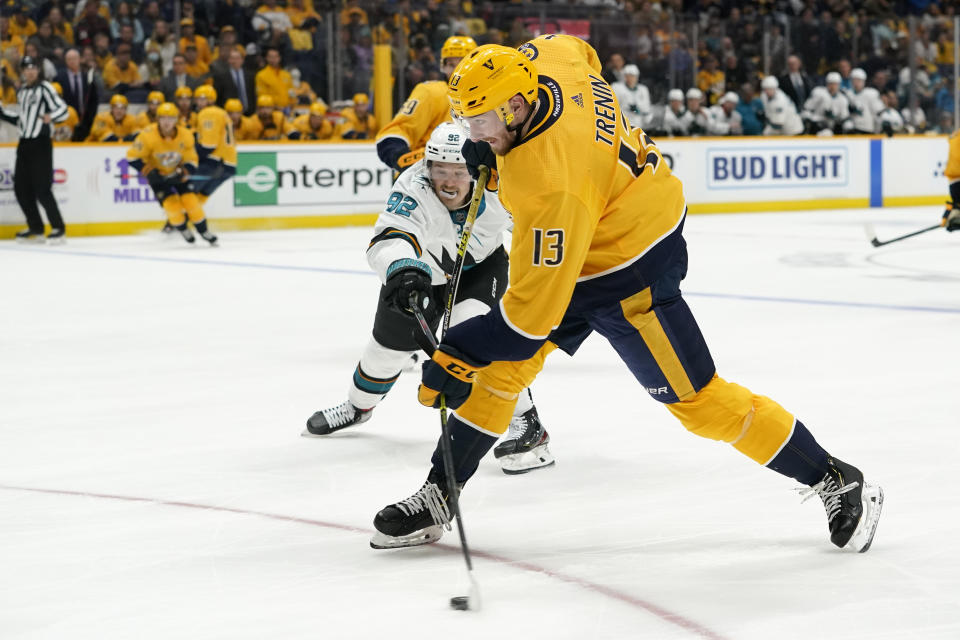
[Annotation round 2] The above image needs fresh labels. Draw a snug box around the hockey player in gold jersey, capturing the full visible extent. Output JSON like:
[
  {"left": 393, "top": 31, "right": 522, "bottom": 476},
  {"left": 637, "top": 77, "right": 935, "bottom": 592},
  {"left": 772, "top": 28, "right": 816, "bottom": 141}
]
[
  {"left": 376, "top": 35, "right": 476, "bottom": 172},
  {"left": 248, "top": 94, "right": 295, "bottom": 140},
  {"left": 290, "top": 102, "right": 334, "bottom": 140},
  {"left": 371, "top": 36, "right": 883, "bottom": 554},
  {"left": 127, "top": 102, "right": 217, "bottom": 245},
  {"left": 192, "top": 85, "right": 237, "bottom": 204},
  {"left": 135, "top": 91, "right": 165, "bottom": 129},
  {"left": 87, "top": 94, "right": 138, "bottom": 142},
  {"left": 49, "top": 82, "right": 78, "bottom": 141},
  {"left": 943, "top": 128, "right": 960, "bottom": 231},
  {"left": 225, "top": 98, "right": 259, "bottom": 141},
  {"left": 174, "top": 85, "right": 197, "bottom": 131}
]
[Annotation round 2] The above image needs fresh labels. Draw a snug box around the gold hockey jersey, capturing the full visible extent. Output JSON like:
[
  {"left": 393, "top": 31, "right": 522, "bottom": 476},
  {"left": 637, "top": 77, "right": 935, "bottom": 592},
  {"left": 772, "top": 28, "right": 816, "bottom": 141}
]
[
  {"left": 126, "top": 123, "right": 199, "bottom": 176},
  {"left": 196, "top": 105, "right": 237, "bottom": 165},
  {"left": 376, "top": 80, "right": 449, "bottom": 153}
]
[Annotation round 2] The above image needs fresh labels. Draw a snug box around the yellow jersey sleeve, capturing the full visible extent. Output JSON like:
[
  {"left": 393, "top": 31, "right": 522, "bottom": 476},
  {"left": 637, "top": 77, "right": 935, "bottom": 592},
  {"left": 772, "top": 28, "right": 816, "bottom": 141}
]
[
  {"left": 375, "top": 80, "right": 448, "bottom": 150},
  {"left": 946, "top": 130, "right": 960, "bottom": 182}
]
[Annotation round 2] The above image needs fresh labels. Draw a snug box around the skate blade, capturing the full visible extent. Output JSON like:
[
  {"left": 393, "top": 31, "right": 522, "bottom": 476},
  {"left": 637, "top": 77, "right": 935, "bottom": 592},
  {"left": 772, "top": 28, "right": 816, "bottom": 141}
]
[
  {"left": 47, "top": 237, "right": 66, "bottom": 246},
  {"left": 499, "top": 444, "right": 556, "bottom": 475},
  {"left": 849, "top": 483, "right": 883, "bottom": 553},
  {"left": 369, "top": 525, "right": 444, "bottom": 549}
]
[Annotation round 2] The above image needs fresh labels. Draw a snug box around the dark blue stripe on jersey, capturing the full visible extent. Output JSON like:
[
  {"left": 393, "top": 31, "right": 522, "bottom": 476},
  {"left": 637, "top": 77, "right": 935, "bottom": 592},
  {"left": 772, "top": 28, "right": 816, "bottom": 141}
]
[
  {"left": 443, "top": 302, "right": 544, "bottom": 364},
  {"left": 869, "top": 138, "right": 882, "bottom": 207},
  {"left": 513, "top": 77, "right": 563, "bottom": 149},
  {"left": 352, "top": 365, "right": 399, "bottom": 395},
  {"left": 367, "top": 227, "right": 422, "bottom": 257}
]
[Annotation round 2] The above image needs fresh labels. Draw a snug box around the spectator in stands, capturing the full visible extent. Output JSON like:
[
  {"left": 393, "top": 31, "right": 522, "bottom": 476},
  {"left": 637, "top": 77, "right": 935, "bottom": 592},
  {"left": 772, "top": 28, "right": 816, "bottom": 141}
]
[
  {"left": 255, "top": 46, "right": 293, "bottom": 110},
  {"left": 87, "top": 94, "right": 138, "bottom": 142},
  {"left": 160, "top": 53, "right": 201, "bottom": 101},
  {"left": 837, "top": 59, "right": 853, "bottom": 90},
  {"left": 1, "top": 15, "right": 24, "bottom": 56},
  {"left": 181, "top": 1, "right": 210, "bottom": 39},
  {"left": 103, "top": 43, "right": 145, "bottom": 96},
  {"left": 47, "top": 8, "right": 73, "bottom": 48},
  {"left": 287, "top": 0, "right": 321, "bottom": 30},
  {"left": 24, "top": 41, "right": 57, "bottom": 80},
  {"left": 722, "top": 53, "right": 748, "bottom": 95},
  {"left": 697, "top": 55, "right": 725, "bottom": 106},
  {"left": 736, "top": 82, "right": 764, "bottom": 135},
  {"left": 27, "top": 20, "right": 65, "bottom": 65},
  {"left": 933, "top": 111, "right": 953, "bottom": 135},
  {"left": 254, "top": 0, "right": 293, "bottom": 35},
  {"left": 93, "top": 33, "right": 113, "bottom": 70},
  {"left": 249, "top": 94, "right": 294, "bottom": 139},
  {"left": 779, "top": 55, "right": 813, "bottom": 110},
  {"left": 111, "top": 1, "right": 144, "bottom": 45},
  {"left": 74, "top": 0, "right": 109, "bottom": 48},
  {"left": 211, "top": 27, "right": 243, "bottom": 77},
  {"left": 116, "top": 24, "right": 145, "bottom": 65},
  {"left": 56, "top": 47, "right": 96, "bottom": 141},
  {"left": 144, "top": 20, "right": 175, "bottom": 79},
  {"left": 611, "top": 64, "right": 651, "bottom": 129},
  {"left": 213, "top": 48, "right": 256, "bottom": 115},
  {"left": 183, "top": 45, "right": 209, "bottom": 81},
  {"left": 135, "top": 90, "right": 164, "bottom": 128},
  {"left": 138, "top": 1, "right": 161, "bottom": 40},
  {"left": 291, "top": 101, "right": 333, "bottom": 140},
  {"left": 602, "top": 52, "right": 626, "bottom": 85},
  {"left": 289, "top": 67, "right": 316, "bottom": 106},
  {"left": 337, "top": 92, "right": 376, "bottom": 139},
  {"left": 80, "top": 45, "right": 106, "bottom": 103},
  {"left": 179, "top": 19, "right": 211, "bottom": 67},
  {"left": 9, "top": 6, "right": 36, "bottom": 40},
  {"left": 767, "top": 22, "right": 787, "bottom": 76}
]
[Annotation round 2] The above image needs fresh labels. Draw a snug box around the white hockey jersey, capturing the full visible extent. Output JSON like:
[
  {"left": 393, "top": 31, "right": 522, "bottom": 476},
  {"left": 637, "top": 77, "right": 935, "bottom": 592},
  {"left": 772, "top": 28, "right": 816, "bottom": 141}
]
[
  {"left": 611, "top": 81, "right": 652, "bottom": 129},
  {"left": 843, "top": 87, "right": 883, "bottom": 133},
  {"left": 708, "top": 105, "right": 742, "bottom": 135},
  {"left": 802, "top": 86, "right": 850, "bottom": 128},
  {"left": 662, "top": 106, "right": 690, "bottom": 136},
  {"left": 877, "top": 106, "right": 904, "bottom": 134},
  {"left": 366, "top": 159, "right": 510, "bottom": 285},
  {"left": 762, "top": 89, "right": 804, "bottom": 136}
]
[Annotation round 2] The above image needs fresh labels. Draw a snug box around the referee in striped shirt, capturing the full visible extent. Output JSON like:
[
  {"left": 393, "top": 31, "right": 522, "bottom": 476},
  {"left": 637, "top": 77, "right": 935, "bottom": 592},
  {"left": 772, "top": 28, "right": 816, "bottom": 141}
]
[{"left": 0, "top": 56, "right": 69, "bottom": 243}]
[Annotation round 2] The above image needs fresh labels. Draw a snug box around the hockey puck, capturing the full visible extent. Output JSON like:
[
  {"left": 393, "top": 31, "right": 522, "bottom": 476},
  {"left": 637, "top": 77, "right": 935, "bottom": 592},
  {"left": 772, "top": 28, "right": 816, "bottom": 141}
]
[{"left": 449, "top": 596, "right": 470, "bottom": 611}]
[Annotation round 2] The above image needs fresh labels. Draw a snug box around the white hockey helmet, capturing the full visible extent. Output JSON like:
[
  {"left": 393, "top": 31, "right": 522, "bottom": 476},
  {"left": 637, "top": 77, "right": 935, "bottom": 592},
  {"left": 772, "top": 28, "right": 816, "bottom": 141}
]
[
  {"left": 686, "top": 87, "right": 703, "bottom": 100},
  {"left": 425, "top": 121, "right": 466, "bottom": 164},
  {"left": 851, "top": 68, "right": 867, "bottom": 81},
  {"left": 667, "top": 88, "right": 684, "bottom": 102},
  {"left": 761, "top": 75, "right": 779, "bottom": 89},
  {"left": 623, "top": 64, "right": 640, "bottom": 77},
  {"left": 826, "top": 71, "right": 842, "bottom": 85},
  {"left": 720, "top": 91, "right": 739, "bottom": 105}
]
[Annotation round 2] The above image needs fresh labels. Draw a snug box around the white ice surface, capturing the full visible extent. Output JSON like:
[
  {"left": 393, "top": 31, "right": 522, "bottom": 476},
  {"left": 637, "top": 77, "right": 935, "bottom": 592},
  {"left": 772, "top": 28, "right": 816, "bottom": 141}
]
[{"left": 1, "top": 207, "right": 959, "bottom": 640}]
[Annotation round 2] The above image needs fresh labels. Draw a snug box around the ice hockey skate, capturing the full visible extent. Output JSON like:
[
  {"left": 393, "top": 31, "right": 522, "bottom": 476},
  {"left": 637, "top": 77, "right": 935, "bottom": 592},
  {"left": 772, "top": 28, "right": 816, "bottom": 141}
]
[
  {"left": 179, "top": 227, "right": 196, "bottom": 244},
  {"left": 199, "top": 230, "right": 218, "bottom": 246},
  {"left": 15, "top": 229, "right": 45, "bottom": 243},
  {"left": 494, "top": 406, "right": 555, "bottom": 474},
  {"left": 302, "top": 400, "right": 372, "bottom": 436},
  {"left": 370, "top": 470, "right": 452, "bottom": 549},
  {"left": 799, "top": 456, "right": 883, "bottom": 552}
]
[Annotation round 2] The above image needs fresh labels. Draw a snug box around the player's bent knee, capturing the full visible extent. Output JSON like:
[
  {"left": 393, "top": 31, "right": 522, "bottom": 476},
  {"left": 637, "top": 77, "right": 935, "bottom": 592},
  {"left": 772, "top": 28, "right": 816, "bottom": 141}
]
[
  {"left": 161, "top": 195, "right": 186, "bottom": 225},
  {"left": 666, "top": 374, "right": 795, "bottom": 464}
]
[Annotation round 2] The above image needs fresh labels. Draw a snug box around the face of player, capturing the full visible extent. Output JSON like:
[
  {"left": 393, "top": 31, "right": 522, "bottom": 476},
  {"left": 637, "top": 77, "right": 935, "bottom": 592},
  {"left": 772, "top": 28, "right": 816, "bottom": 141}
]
[
  {"left": 148, "top": 101, "right": 160, "bottom": 115},
  {"left": 462, "top": 109, "right": 514, "bottom": 156},
  {"left": 687, "top": 97, "right": 701, "bottom": 111},
  {"left": 309, "top": 114, "right": 324, "bottom": 129},
  {"left": 624, "top": 74, "right": 638, "bottom": 89},
  {"left": 763, "top": 87, "right": 776, "bottom": 99},
  {"left": 158, "top": 115, "right": 177, "bottom": 135},
  {"left": 258, "top": 107, "right": 272, "bottom": 121},
  {"left": 229, "top": 111, "right": 242, "bottom": 126},
  {"left": 177, "top": 97, "right": 191, "bottom": 111},
  {"left": 111, "top": 105, "right": 127, "bottom": 119},
  {"left": 669, "top": 99, "right": 682, "bottom": 114},
  {"left": 852, "top": 77, "right": 864, "bottom": 91},
  {"left": 442, "top": 57, "right": 462, "bottom": 79},
  {"left": 195, "top": 97, "right": 209, "bottom": 109},
  {"left": 430, "top": 161, "right": 471, "bottom": 210},
  {"left": 355, "top": 102, "right": 368, "bottom": 116},
  {"left": 827, "top": 82, "right": 839, "bottom": 96}
]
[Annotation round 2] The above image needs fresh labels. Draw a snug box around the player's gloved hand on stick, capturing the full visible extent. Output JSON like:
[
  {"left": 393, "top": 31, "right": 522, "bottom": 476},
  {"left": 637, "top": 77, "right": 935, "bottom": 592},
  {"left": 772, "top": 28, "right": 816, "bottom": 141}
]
[
  {"left": 383, "top": 259, "right": 433, "bottom": 315},
  {"left": 461, "top": 139, "right": 498, "bottom": 190},
  {"left": 418, "top": 344, "right": 488, "bottom": 409}
]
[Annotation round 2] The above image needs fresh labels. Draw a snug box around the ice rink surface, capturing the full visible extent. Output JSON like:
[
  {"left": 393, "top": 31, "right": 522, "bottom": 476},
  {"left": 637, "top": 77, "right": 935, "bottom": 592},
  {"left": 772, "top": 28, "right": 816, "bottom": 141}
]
[{"left": 1, "top": 207, "right": 958, "bottom": 639}]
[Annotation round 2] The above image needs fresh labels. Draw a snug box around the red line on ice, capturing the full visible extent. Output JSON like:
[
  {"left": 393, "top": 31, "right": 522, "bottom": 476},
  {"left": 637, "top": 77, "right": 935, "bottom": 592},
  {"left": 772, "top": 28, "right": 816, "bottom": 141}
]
[{"left": 0, "top": 483, "right": 730, "bottom": 640}]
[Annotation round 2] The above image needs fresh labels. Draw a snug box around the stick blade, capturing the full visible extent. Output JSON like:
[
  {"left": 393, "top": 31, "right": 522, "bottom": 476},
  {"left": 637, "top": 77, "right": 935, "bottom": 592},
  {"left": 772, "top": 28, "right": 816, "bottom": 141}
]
[{"left": 863, "top": 223, "right": 881, "bottom": 247}]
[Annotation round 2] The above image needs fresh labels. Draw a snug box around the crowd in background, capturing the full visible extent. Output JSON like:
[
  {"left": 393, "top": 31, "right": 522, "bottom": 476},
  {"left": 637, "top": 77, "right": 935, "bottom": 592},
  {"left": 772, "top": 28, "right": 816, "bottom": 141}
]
[{"left": 0, "top": 0, "right": 956, "bottom": 143}]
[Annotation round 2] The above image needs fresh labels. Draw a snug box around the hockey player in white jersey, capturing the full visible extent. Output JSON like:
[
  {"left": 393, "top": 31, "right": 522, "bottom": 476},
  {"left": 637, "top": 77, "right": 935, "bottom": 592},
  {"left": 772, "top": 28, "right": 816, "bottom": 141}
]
[
  {"left": 843, "top": 68, "right": 884, "bottom": 134},
  {"left": 304, "top": 122, "right": 554, "bottom": 474},
  {"left": 661, "top": 88, "right": 689, "bottom": 136},
  {"left": 683, "top": 87, "right": 713, "bottom": 135},
  {"left": 802, "top": 72, "right": 850, "bottom": 135},
  {"left": 877, "top": 90, "right": 905, "bottom": 136},
  {"left": 708, "top": 91, "right": 743, "bottom": 135},
  {"left": 611, "top": 64, "right": 651, "bottom": 129},
  {"left": 761, "top": 76, "right": 804, "bottom": 136}
]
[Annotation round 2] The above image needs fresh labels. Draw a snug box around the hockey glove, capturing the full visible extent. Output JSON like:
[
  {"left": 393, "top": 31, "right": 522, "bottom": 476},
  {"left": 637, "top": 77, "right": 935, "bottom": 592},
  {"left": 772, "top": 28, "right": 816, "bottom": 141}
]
[
  {"left": 461, "top": 139, "right": 498, "bottom": 190},
  {"left": 418, "top": 345, "right": 487, "bottom": 409},
  {"left": 383, "top": 259, "right": 433, "bottom": 315}
]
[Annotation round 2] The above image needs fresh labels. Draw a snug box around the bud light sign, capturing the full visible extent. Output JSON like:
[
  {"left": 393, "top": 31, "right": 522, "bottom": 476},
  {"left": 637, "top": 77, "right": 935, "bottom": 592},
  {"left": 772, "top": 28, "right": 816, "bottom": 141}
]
[{"left": 707, "top": 146, "right": 848, "bottom": 190}]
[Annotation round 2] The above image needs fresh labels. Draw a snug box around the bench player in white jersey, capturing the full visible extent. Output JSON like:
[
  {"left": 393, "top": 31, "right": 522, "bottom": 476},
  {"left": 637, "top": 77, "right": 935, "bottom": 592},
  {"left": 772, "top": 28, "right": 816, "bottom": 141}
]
[
  {"left": 802, "top": 72, "right": 850, "bottom": 135},
  {"left": 611, "top": 64, "right": 651, "bottom": 129},
  {"left": 708, "top": 91, "right": 742, "bottom": 135},
  {"left": 842, "top": 68, "right": 884, "bottom": 134},
  {"left": 304, "top": 122, "right": 554, "bottom": 474},
  {"left": 661, "top": 88, "right": 689, "bottom": 136},
  {"left": 760, "top": 76, "right": 804, "bottom": 136}
]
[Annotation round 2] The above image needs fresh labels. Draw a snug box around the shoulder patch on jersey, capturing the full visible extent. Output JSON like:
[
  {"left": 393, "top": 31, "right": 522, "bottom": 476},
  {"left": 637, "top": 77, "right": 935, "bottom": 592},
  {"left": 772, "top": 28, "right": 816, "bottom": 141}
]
[
  {"left": 518, "top": 42, "right": 538, "bottom": 61},
  {"left": 571, "top": 92, "right": 584, "bottom": 108},
  {"left": 515, "top": 75, "right": 563, "bottom": 149}
]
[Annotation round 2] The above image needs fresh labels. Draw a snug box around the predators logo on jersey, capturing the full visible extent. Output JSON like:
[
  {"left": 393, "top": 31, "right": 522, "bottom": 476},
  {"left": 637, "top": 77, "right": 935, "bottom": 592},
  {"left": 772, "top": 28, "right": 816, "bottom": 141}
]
[{"left": 126, "top": 122, "right": 198, "bottom": 176}]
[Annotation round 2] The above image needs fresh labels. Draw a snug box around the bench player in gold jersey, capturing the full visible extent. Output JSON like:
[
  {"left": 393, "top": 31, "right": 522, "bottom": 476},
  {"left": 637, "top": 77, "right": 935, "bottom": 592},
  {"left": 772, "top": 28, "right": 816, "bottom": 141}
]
[
  {"left": 192, "top": 85, "right": 237, "bottom": 205},
  {"left": 127, "top": 102, "right": 218, "bottom": 245},
  {"left": 371, "top": 36, "right": 884, "bottom": 554},
  {"left": 87, "top": 94, "right": 138, "bottom": 142},
  {"left": 375, "top": 35, "right": 475, "bottom": 173},
  {"left": 135, "top": 91, "right": 165, "bottom": 129}
]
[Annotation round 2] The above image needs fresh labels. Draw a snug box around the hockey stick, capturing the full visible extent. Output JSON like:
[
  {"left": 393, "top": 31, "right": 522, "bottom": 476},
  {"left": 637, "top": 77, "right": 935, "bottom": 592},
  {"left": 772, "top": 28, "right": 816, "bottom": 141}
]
[
  {"left": 408, "top": 164, "right": 489, "bottom": 612},
  {"left": 864, "top": 222, "right": 942, "bottom": 247}
]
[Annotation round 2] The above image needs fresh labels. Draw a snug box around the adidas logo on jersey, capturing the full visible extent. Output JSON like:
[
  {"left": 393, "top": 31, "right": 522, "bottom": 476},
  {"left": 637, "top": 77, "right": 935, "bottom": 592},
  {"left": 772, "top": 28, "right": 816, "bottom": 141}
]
[{"left": 571, "top": 93, "right": 584, "bottom": 108}]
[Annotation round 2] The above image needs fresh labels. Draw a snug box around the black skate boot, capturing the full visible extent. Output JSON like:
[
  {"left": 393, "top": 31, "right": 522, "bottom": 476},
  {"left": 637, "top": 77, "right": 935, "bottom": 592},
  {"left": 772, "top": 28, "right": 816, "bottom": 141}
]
[
  {"left": 47, "top": 228, "right": 66, "bottom": 245},
  {"left": 199, "top": 230, "right": 218, "bottom": 246},
  {"left": 493, "top": 406, "right": 555, "bottom": 475},
  {"left": 178, "top": 226, "right": 196, "bottom": 244},
  {"left": 15, "top": 229, "right": 45, "bottom": 243},
  {"left": 302, "top": 400, "right": 372, "bottom": 436},
  {"left": 370, "top": 468, "right": 453, "bottom": 549},
  {"left": 799, "top": 457, "right": 883, "bottom": 552}
]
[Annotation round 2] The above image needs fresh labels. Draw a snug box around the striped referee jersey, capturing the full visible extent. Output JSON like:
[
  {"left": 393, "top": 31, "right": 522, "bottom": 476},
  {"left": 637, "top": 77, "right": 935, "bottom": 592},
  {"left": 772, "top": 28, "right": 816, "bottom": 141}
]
[{"left": 0, "top": 80, "right": 69, "bottom": 139}]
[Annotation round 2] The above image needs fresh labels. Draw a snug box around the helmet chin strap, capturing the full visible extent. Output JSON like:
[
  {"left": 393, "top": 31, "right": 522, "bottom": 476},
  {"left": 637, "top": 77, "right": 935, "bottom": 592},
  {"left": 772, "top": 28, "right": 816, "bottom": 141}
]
[{"left": 506, "top": 99, "right": 537, "bottom": 150}]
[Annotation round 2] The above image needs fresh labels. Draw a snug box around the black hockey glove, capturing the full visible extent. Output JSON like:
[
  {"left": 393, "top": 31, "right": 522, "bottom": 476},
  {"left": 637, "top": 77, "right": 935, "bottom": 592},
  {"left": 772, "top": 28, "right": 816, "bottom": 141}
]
[
  {"left": 383, "top": 259, "right": 433, "bottom": 315},
  {"left": 418, "top": 344, "right": 487, "bottom": 409},
  {"left": 461, "top": 139, "right": 498, "bottom": 190}
]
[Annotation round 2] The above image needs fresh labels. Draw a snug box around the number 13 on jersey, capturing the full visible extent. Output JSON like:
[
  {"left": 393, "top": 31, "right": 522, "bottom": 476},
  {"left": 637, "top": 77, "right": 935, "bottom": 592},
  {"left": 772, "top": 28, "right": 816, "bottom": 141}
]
[{"left": 532, "top": 228, "right": 564, "bottom": 266}]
